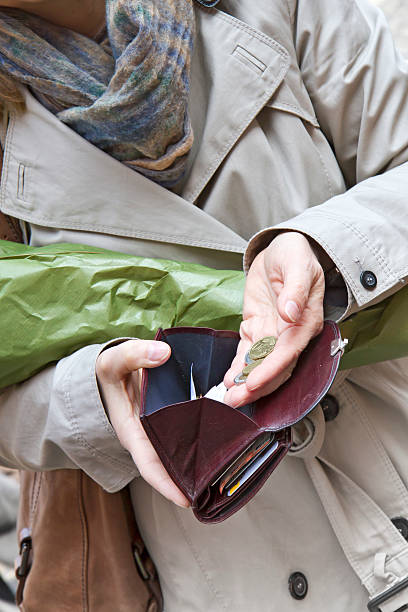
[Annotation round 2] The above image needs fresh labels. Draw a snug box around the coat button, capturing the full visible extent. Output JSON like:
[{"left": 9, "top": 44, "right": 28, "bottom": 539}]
[
  {"left": 360, "top": 270, "right": 377, "bottom": 290},
  {"left": 321, "top": 394, "right": 339, "bottom": 422},
  {"left": 392, "top": 517, "right": 408, "bottom": 541},
  {"left": 288, "top": 572, "right": 308, "bottom": 600}
]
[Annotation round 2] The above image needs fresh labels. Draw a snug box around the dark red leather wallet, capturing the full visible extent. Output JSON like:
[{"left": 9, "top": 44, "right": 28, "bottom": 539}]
[{"left": 140, "top": 321, "right": 341, "bottom": 524}]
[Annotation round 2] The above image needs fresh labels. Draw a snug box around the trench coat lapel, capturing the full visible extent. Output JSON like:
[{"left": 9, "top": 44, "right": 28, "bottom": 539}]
[
  {"left": 182, "top": 5, "right": 290, "bottom": 202},
  {"left": 1, "top": 9, "right": 289, "bottom": 255},
  {"left": 1, "top": 92, "right": 246, "bottom": 254}
]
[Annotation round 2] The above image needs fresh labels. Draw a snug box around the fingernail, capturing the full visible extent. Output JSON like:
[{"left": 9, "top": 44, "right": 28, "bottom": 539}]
[
  {"left": 285, "top": 300, "right": 300, "bottom": 322},
  {"left": 148, "top": 343, "right": 169, "bottom": 361}
]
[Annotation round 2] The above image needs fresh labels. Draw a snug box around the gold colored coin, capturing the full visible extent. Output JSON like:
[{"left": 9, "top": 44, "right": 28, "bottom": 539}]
[
  {"left": 242, "top": 361, "right": 262, "bottom": 376},
  {"left": 248, "top": 336, "right": 277, "bottom": 361}
]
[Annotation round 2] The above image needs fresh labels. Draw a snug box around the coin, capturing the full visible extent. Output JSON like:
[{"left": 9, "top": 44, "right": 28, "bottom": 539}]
[
  {"left": 242, "top": 361, "right": 262, "bottom": 376},
  {"left": 248, "top": 336, "right": 277, "bottom": 361},
  {"left": 244, "top": 350, "right": 256, "bottom": 365},
  {"left": 235, "top": 337, "right": 277, "bottom": 386},
  {"left": 234, "top": 373, "right": 247, "bottom": 385}
]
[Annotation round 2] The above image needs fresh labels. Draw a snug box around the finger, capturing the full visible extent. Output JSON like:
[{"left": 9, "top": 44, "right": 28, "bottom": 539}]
[
  {"left": 101, "top": 377, "right": 190, "bottom": 508},
  {"left": 224, "top": 361, "right": 294, "bottom": 408},
  {"left": 223, "top": 340, "right": 251, "bottom": 388},
  {"left": 246, "top": 320, "right": 320, "bottom": 391},
  {"left": 224, "top": 316, "right": 279, "bottom": 388},
  {"left": 126, "top": 417, "right": 190, "bottom": 508},
  {"left": 224, "top": 318, "right": 322, "bottom": 407},
  {"left": 97, "top": 339, "right": 171, "bottom": 382},
  {"left": 276, "top": 264, "right": 315, "bottom": 324}
]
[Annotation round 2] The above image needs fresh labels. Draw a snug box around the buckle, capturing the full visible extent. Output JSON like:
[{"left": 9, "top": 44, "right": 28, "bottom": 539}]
[
  {"left": 133, "top": 546, "right": 150, "bottom": 581},
  {"left": 368, "top": 577, "right": 408, "bottom": 612},
  {"left": 15, "top": 528, "right": 32, "bottom": 579},
  {"left": 330, "top": 337, "right": 348, "bottom": 357}
]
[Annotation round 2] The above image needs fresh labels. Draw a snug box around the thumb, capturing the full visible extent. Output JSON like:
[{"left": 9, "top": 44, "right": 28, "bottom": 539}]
[
  {"left": 97, "top": 339, "right": 171, "bottom": 382},
  {"left": 276, "top": 268, "right": 313, "bottom": 324}
]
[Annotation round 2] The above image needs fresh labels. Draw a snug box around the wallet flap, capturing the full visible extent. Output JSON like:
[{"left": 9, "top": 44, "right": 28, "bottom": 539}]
[
  {"left": 142, "top": 398, "right": 259, "bottom": 500},
  {"left": 253, "top": 320, "right": 341, "bottom": 430}
]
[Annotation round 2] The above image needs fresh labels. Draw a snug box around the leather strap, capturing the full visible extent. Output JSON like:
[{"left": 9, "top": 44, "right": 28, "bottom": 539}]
[
  {"left": 122, "top": 486, "right": 164, "bottom": 612},
  {"left": 0, "top": 211, "right": 23, "bottom": 242}
]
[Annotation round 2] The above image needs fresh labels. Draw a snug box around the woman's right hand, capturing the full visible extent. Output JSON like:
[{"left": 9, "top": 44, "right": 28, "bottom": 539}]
[{"left": 96, "top": 339, "right": 190, "bottom": 508}]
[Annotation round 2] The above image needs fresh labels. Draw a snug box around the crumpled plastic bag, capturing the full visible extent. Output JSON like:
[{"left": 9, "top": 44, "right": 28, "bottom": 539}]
[
  {"left": 0, "top": 240, "right": 244, "bottom": 387},
  {"left": 0, "top": 239, "right": 406, "bottom": 388}
]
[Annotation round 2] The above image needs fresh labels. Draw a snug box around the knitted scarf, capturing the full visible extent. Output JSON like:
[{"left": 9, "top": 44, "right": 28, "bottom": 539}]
[{"left": 0, "top": 1, "right": 195, "bottom": 188}]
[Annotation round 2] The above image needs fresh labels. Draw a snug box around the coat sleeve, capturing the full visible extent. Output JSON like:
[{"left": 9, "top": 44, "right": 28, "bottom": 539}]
[
  {"left": 0, "top": 342, "right": 138, "bottom": 492},
  {"left": 244, "top": 0, "right": 408, "bottom": 321}
]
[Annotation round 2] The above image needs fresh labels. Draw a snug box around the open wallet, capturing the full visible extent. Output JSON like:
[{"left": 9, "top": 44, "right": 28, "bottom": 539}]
[{"left": 140, "top": 321, "right": 344, "bottom": 524}]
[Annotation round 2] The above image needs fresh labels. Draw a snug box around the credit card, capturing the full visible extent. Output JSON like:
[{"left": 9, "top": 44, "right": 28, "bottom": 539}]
[
  {"left": 211, "top": 432, "right": 274, "bottom": 492},
  {"left": 227, "top": 440, "right": 279, "bottom": 497}
]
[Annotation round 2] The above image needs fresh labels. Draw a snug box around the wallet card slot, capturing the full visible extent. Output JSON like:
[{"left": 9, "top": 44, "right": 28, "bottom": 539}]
[
  {"left": 196, "top": 444, "right": 289, "bottom": 522},
  {"left": 142, "top": 398, "right": 260, "bottom": 498}
]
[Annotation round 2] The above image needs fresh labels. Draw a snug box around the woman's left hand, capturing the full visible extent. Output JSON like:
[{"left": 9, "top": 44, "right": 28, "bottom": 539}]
[
  {"left": 96, "top": 339, "right": 190, "bottom": 507},
  {"left": 224, "top": 231, "right": 325, "bottom": 407}
]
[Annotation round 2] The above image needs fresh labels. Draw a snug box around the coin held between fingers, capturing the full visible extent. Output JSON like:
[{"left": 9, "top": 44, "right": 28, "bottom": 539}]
[
  {"left": 234, "top": 336, "right": 277, "bottom": 386},
  {"left": 248, "top": 336, "right": 277, "bottom": 361}
]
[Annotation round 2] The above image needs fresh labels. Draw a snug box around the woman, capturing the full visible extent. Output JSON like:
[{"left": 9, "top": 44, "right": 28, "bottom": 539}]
[{"left": 1, "top": 0, "right": 408, "bottom": 610}]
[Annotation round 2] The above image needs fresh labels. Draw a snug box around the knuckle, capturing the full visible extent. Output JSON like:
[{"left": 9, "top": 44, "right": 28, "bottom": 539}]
[
  {"left": 290, "top": 281, "right": 309, "bottom": 304},
  {"left": 316, "top": 319, "right": 324, "bottom": 335},
  {"left": 291, "top": 346, "right": 302, "bottom": 362},
  {"left": 122, "top": 339, "right": 150, "bottom": 369},
  {"left": 312, "top": 316, "right": 324, "bottom": 336},
  {"left": 281, "top": 370, "right": 292, "bottom": 385},
  {"left": 122, "top": 341, "right": 137, "bottom": 368},
  {"left": 96, "top": 350, "right": 113, "bottom": 379},
  {"left": 239, "top": 320, "right": 249, "bottom": 337}
]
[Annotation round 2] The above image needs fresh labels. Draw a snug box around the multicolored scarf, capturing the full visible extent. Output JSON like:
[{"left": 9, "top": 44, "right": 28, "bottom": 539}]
[{"left": 0, "top": 1, "right": 195, "bottom": 187}]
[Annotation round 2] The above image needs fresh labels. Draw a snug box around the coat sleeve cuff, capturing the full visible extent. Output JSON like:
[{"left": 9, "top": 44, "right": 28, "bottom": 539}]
[
  {"left": 54, "top": 339, "right": 139, "bottom": 493},
  {"left": 244, "top": 223, "right": 354, "bottom": 322}
]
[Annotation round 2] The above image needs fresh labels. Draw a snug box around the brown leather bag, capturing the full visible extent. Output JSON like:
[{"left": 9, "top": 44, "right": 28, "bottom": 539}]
[
  {"left": 0, "top": 147, "right": 162, "bottom": 610},
  {"left": 0, "top": 148, "right": 23, "bottom": 243},
  {"left": 15, "top": 470, "right": 163, "bottom": 612},
  {"left": 0, "top": 208, "right": 23, "bottom": 243}
]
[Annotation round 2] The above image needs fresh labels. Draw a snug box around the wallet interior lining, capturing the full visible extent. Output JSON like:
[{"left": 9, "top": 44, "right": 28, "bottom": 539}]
[{"left": 144, "top": 328, "right": 250, "bottom": 415}]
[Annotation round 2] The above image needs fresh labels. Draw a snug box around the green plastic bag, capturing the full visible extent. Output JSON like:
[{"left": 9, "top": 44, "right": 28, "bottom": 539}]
[
  {"left": 0, "top": 239, "right": 406, "bottom": 388},
  {"left": 339, "top": 285, "right": 408, "bottom": 369},
  {"left": 0, "top": 240, "right": 244, "bottom": 387}
]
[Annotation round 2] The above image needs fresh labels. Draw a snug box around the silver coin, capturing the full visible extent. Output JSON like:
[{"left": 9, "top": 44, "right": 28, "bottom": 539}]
[
  {"left": 234, "top": 372, "right": 247, "bottom": 385},
  {"left": 244, "top": 350, "right": 255, "bottom": 364}
]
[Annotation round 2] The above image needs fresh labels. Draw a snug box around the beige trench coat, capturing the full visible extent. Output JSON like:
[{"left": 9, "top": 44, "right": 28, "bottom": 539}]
[{"left": 1, "top": 0, "right": 408, "bottom": 609}]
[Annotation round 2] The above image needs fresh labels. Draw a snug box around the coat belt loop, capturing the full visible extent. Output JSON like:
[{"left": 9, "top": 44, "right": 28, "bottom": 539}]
[{"left": 289, "top": 405, "right": 326, "bottom": 459}]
